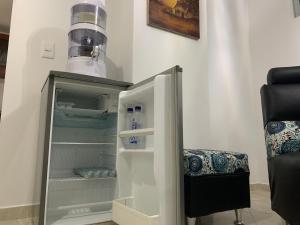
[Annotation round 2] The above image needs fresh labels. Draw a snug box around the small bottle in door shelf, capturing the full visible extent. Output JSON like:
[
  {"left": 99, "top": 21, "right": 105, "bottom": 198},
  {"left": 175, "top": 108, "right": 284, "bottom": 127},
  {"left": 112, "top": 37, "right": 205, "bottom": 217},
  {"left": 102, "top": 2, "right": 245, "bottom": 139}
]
[
  {"left": 134, "top": 105, "right": 145, "bottom": 148},
  {"left": 123, "top": 105, "right": 146, "bottom": 149}
]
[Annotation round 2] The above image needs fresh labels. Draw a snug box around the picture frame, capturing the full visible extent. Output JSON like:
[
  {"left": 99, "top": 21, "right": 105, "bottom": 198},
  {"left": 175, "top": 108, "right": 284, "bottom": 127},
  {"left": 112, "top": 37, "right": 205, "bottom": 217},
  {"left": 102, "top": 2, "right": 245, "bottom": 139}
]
[
  {"left": 0, "top": 33, "right": 9, "bottom": 79},
  {"left": 293, "top": 0, "right": 300, "bottom": 17},
  {"left": 147, "top": 0, "right": 200, "bottom": 40}
]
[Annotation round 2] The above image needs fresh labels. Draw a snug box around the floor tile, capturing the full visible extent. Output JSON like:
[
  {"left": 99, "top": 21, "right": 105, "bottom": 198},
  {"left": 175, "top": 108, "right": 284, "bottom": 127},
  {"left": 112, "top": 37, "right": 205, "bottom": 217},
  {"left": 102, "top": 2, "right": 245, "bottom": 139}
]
[
  {"left": 198, "top": 208, "right": 255, "bottom": 225},
  {"left": 0, "top": 188, "right": 287, "bottom": 225}
]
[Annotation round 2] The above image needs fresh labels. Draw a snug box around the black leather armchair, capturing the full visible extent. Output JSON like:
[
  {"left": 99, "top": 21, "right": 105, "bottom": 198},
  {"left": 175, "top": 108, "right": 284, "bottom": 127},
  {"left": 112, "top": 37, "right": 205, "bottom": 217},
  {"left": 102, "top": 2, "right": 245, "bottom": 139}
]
[{"left": 261, "top": 66, "right": 300, "bottom": 225}]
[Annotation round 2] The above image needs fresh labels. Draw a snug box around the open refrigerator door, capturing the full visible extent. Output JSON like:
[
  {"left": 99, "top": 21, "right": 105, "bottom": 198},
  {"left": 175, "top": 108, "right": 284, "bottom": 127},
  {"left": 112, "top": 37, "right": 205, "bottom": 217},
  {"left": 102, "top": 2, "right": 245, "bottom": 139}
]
[{"left": 113, "top": 66, "right": 184, "bottom": 225}]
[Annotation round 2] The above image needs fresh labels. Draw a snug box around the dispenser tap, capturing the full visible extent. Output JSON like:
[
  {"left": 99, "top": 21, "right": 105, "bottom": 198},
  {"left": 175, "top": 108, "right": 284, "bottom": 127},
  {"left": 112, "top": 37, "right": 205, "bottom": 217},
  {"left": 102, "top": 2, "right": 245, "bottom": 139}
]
[{"left": 91, "top": 46, "right": 101, "bottom": 62}]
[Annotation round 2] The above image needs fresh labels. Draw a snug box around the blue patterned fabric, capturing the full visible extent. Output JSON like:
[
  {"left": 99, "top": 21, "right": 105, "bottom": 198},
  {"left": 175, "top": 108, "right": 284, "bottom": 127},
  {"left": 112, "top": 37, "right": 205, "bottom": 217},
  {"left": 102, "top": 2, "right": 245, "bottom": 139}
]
[
  {"left": 265, "top": 121, "right": 300, "bottom": 159},
  {"left": 184, "top": 149, "right": 249, "bottom": 177}
]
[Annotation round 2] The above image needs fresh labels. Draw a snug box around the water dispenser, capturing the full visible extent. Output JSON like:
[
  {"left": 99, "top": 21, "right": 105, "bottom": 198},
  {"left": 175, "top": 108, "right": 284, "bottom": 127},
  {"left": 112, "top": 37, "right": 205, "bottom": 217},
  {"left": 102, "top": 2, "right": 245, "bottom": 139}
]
[{"left": 67, "top": 0, "right": 107, "bottom": 78}]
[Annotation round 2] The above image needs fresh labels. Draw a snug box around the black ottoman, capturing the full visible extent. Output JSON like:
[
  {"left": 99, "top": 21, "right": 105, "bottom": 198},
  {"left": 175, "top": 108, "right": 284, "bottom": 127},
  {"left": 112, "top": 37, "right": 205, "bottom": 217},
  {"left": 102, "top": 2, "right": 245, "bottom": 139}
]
[{"left": 184, "top": 149, "right": 251, "bottom": 225}]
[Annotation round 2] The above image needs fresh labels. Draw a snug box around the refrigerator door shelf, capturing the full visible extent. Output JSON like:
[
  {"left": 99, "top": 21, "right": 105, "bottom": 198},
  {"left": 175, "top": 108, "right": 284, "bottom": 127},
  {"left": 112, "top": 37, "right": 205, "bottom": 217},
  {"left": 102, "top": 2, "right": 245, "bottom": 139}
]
[
  {"left": 117, "top": 82, "right": 155, "bottom": 151},
  {"left": 119, "top": 147, "right": 154, "bottom": 154},
  {"left": 119, "top": 128, "right": 154, "bottom": 137},
  {"left": 113, "top": 198, "right": 159, "bottom": 225}
]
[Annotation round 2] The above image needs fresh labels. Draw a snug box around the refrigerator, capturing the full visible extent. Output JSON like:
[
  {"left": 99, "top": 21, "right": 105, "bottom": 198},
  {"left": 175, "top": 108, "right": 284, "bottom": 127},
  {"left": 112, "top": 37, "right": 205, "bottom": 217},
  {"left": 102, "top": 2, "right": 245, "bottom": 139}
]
[{"left": 37, "top": 66, "right": 184, "bottom": 225}]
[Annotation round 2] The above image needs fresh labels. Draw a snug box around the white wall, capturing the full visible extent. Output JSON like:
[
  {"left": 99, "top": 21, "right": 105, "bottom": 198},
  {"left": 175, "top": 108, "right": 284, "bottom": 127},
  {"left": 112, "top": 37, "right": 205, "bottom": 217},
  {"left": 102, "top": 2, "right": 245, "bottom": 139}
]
[
  {"left": 0, "top": 0, "right": 70, "bottom": 208},
  {"left": 249, "top": 0, "right": 300, "bottom": 75},
  {"left": 106, "top": 0, "right": 134, "bottom": 82},
  {"left": 249, "top": 0, "right": 300, "bottom": 111},
  {"left": 132, "top": 0, "right": 268, "bottom": 184},
  {"left": 0, "top": 0, "right": 132, "bottom": 208},
  {"left": 132, "top": 0, "right": 211, "bottom": 149},
  {"left": 248, "top": 0, "right": 300, "bottom": 184},
  {"left": 206, "top": 0, "right": 268, "bottom": 184}
]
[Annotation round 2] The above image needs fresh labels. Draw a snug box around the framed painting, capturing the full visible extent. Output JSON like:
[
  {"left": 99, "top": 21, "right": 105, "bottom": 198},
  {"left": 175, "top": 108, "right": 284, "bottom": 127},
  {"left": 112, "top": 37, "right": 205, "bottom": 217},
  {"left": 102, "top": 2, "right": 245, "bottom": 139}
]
[
  {"left": 293, "top": 0, "right": 300, "bottom": 17},
  {"left": 0, "top": 33, "right": 9, "bottom": 79},
  {"left": 148, "top": 0, "right": 200, "bottom": 39}
]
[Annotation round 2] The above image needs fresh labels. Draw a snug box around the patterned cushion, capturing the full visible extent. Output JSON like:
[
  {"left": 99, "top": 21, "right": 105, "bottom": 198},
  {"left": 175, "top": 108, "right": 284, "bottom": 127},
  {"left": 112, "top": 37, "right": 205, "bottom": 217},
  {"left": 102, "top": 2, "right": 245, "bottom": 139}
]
[
  {"left": 265, "top": 121, "right": 300, "bottom": 159},
  {"left": 184, "top": 149, "right": 249, "bottom": 177}
]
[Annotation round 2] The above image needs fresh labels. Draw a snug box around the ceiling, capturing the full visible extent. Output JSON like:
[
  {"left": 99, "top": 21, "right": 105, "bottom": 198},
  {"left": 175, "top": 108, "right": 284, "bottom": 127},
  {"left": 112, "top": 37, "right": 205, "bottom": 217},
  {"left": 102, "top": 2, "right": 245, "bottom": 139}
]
[{"left": 0, "top": 0, "right": 13, "bottom": 33}]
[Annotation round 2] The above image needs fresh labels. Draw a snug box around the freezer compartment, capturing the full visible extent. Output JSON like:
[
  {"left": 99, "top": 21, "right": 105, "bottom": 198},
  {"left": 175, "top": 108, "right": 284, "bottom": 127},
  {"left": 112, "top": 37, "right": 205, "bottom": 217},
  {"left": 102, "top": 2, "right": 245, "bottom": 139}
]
[
  {"left": 55, "top": 86, "right": 118, "bottom": 112},
  {"left": 54, "top": 88, "right": 118, "bottom": 129},
  {"left": 113, "top": 197, "right": 159, "bottom": 225}
]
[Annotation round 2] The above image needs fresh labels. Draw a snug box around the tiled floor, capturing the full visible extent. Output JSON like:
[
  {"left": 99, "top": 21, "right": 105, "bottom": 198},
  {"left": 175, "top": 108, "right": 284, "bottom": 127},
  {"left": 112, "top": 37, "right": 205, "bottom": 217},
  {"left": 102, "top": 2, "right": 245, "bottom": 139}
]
[
  {"left": 198, "top": 187, "right": 284, "bottom": 225},
  {"left": 0, "top": 188, "right": 285, "bottom": 225}
]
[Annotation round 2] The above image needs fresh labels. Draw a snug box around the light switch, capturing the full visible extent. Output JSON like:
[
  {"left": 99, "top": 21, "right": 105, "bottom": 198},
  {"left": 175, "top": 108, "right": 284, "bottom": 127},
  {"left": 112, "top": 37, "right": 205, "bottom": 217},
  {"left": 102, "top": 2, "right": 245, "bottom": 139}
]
[{"left": 41, "top": 41, "right": 55, "bottom": 59}]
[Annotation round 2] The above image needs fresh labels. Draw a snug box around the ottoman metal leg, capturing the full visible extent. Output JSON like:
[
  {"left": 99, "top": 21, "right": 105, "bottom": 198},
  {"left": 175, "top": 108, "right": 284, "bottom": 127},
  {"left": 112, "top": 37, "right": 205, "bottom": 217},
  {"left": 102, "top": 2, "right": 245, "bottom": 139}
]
[
  {"left": 187, "top": 217, "right": 196, "bottom": 225},
  {"left": 234, "top": 209, "right": 244, "bottom": 225}
]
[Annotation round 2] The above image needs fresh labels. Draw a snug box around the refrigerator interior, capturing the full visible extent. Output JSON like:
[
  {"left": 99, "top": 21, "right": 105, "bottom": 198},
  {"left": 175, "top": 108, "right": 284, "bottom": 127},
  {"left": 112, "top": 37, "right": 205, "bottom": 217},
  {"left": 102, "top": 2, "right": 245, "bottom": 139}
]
[
  {"left": 114, "top": 81, "right": 160, "bottom": 225},
  {"left": 45, "top": 81, "right": 122, "bottom": 225}
]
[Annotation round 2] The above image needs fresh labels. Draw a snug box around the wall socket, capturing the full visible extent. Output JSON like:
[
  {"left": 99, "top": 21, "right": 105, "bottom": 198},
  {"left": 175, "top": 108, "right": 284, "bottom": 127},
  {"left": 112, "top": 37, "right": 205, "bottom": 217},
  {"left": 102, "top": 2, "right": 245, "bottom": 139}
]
[{"left": 41, "top": 41, "right": 55, "bottom": 59}]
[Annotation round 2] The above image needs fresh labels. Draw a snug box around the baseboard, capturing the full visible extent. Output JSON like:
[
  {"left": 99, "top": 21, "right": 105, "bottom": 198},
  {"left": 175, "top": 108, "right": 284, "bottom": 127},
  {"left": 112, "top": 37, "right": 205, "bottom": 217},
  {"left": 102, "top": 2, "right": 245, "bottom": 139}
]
[
  {"left": 250, "top": 183, "right": 270, "bottom": 192},
  {"left": 0, "top": 204, "right": 39, "bottom": 221}
]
